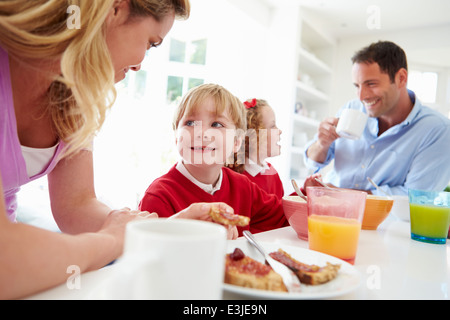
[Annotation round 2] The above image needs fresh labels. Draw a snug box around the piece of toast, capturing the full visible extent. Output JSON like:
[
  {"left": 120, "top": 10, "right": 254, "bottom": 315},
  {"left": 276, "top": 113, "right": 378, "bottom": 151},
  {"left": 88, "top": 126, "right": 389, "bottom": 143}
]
[
  {"left": 224, "top": 248, "right": 287, "bottom": 292},
  {"left": 269, "top": 249, "right": 340, "bottom": 285},
  {"left": 209, "top": 206, "right": 250, "bottom": 227}
]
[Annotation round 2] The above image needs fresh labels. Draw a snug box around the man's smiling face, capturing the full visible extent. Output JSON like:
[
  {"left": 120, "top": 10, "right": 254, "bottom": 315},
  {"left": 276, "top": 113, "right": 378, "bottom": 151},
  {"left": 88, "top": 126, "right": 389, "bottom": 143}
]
[{"left": 352, "top": 62, "right": 402, "bottom": 118}]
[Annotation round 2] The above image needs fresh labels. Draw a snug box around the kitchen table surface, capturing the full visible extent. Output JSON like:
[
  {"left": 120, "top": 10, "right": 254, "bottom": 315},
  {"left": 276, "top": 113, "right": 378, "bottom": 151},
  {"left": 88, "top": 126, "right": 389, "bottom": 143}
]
[{"left": 25, "top": 215, "right": 449, "bottom": 300}]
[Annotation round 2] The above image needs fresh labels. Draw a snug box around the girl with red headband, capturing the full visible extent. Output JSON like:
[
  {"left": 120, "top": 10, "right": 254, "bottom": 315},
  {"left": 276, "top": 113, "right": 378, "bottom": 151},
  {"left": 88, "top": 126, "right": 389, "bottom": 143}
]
[
  {"left": 228, "top": 98, "right": 285, "bottom": 199},
  {"left": 229, "top": 98, "right": 323, "bottom": 198}
]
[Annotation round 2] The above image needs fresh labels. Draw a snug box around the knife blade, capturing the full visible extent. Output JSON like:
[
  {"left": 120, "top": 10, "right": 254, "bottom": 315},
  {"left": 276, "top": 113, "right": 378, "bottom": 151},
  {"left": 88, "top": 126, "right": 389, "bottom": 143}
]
[{"left": 243, "top": 230, "right": 301, "bottom": 293}]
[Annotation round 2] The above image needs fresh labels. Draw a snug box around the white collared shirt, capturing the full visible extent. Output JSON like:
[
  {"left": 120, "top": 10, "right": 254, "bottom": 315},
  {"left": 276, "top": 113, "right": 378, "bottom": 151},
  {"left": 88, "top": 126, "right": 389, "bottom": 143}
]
[
  {"left": 176, "top": 162, "right": 223, "bottom": 195},
  {"left": 244, "top": 159, "right": 270, "bottom": 177}
]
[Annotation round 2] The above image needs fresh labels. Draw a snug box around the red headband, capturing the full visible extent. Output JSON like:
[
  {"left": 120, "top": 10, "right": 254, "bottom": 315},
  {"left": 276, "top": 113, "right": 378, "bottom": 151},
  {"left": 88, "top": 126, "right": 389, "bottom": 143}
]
[{"left": 244, "top": 98, "right": 257, "bottom": 109}]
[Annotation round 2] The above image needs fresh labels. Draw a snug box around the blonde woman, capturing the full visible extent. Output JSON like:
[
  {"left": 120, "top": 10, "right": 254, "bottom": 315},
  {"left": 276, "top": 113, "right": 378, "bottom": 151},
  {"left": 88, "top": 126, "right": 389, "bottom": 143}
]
[{"left": 0, "top": 0, "right": 233, "bottom": 299}]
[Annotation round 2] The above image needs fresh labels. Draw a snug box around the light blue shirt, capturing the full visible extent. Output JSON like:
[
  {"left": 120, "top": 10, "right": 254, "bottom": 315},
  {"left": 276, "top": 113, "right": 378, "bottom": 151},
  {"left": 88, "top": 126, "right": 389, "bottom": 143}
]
[{"left": 304, "top": 91, "right": 450, "bottom": 196}]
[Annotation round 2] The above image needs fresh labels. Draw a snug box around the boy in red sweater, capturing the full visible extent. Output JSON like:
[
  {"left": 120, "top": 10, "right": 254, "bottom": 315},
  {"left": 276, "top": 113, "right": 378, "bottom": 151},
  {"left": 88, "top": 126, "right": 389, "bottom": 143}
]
[{"left": 139, "top": 84, "right": 288, "bottom": 235}]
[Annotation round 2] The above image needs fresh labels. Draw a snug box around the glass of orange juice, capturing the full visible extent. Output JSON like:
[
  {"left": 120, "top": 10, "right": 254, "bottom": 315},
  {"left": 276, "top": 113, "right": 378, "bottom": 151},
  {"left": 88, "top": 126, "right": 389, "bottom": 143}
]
[{"left": 306, "top": 187, "right": 367, "bottom": 264}]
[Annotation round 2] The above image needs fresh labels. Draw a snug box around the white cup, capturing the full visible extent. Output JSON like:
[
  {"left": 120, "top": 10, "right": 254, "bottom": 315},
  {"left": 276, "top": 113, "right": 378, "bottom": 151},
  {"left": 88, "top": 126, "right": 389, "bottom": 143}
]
[
  {"left": 115, "top": 219, "right": 227, "bottom": 299},
  {"left": 336, "top": 108, "right": 368, "bottom": 140}
]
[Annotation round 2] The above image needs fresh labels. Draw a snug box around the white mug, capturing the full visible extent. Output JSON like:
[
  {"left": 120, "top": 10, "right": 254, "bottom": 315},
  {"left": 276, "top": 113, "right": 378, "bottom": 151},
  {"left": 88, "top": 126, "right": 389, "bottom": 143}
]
[
  {"left": 115, "top": 219, "right": 227, "bottom": 299},
  {"left": 336, "top": 108, "right": 368, "bottom": 140}
]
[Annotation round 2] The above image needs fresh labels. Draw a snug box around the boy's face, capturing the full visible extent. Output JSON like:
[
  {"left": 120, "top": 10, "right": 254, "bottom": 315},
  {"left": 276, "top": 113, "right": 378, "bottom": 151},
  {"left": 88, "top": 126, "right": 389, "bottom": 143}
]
[{"left": 175, "top": 97, "right": 242, "bottom": 167}]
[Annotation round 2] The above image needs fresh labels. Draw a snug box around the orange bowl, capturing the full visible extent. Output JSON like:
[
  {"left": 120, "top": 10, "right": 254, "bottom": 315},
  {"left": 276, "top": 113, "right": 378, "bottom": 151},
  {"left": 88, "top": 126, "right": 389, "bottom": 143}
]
[
  {"left": 282, "top": 196, "right": 308, "bottom": 240},
  {"left": 362, "top": 195, "right": 394, "bottom": 230}
]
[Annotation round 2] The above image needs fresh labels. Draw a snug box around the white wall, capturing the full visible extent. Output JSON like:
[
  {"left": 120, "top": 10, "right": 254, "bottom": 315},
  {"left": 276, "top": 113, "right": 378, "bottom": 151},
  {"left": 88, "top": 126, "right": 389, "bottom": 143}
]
[
  {"left": 203, "top": 0, "right": 302, "bottom": 188},
  {"left": 260, "top": 4, "right": 300, "bottom": 190}
]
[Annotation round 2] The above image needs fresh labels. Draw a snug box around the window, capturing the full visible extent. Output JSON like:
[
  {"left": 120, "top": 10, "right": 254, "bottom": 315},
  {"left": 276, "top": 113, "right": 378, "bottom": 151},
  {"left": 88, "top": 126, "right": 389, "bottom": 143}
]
[
  {"left": 188, "top": 78, "right": 204, "bottom": 90},
  {"left": 408, "top": 70, "right": 438, "bottom": 104},
  {"left": 190, "top": 39, "right": 207, "bottom": 65},
  {"left": 167, "top": 37, "right": 208, "bottom": 103},
  {"left": 134, "top": 70, "right": 147, "bottom": 99},
  {"left": 169, "top": 39, "right": 186, "bottom": 63},
  {"left": 166, "top": 77, "right": 205, "bottom": 103},
  {"left": 167, "top": 76, "right": 184, "bottom": 103}
]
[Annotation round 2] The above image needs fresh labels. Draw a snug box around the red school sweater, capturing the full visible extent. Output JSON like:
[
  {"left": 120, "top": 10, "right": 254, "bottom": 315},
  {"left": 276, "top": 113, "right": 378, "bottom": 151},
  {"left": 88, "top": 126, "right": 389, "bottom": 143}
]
[
  {"left": 242, "top": 163, "right": 284, "bottom": 199},
  {"left": 138, "top": 165, "right": 288, "bottom": 235}
]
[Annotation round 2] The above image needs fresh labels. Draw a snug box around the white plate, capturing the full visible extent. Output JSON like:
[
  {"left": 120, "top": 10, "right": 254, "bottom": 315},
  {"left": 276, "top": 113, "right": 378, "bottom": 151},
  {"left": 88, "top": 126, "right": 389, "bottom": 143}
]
[{"left": 223, "top": 239, "right": 361, "bottom": 299}]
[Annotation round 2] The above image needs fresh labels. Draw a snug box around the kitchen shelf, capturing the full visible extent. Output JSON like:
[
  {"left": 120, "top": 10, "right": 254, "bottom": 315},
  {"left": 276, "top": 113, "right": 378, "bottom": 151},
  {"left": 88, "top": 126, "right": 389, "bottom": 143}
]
[
  {"left": 296, "top": 81, "right": 330, "bottom": 103},
  {"left": 288, "top": 12, "right": 335, "bottom": 183},
  {"left": 298, "top": 47, "right": 332, "bottom": 75},
  {"left": 293, "top": 114, "right": 320, "bottom": 128}
]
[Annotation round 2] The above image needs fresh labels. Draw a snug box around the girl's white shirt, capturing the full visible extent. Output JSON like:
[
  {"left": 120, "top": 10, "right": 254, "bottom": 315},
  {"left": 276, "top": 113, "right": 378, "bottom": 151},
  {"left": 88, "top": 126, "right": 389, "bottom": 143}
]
[{"left": 244, "top": 159, "right": 269, "bottom": 177}]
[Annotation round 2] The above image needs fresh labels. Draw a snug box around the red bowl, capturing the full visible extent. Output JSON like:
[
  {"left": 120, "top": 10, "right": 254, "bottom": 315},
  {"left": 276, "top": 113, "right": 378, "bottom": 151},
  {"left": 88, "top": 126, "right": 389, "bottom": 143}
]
[{"left": 282, "top": 196, "right": 308, "bottom": 240}]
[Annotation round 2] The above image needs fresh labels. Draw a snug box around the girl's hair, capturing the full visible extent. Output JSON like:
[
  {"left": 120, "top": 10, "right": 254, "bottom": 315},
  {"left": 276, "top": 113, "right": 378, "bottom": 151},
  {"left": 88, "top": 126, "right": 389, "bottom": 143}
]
[
  {"left": 227, "top": 98, "right": 270, "bottom": 173},
  {"left": 0, "top": 0, "right": 190, "bottom": 158},
  {"left": 173, "top": 83, "right": 246, "bottom": 133}
]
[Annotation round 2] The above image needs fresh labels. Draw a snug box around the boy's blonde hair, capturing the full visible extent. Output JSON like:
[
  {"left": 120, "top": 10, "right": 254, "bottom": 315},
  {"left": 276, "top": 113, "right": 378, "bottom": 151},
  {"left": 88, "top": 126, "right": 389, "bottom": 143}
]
[
  {"left": 173, "top": 83, "right": 247, "bottom": 133},
  {"left": 0, "top": 0, "right": 190, "bottom": 158}
]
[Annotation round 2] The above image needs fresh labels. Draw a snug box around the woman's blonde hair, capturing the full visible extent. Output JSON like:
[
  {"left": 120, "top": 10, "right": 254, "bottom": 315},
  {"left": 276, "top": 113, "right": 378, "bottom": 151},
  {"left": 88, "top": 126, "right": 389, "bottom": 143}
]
[
  {"left": 173, "top": 83, "right": 246, "bottom": 133},
  {"left": 0, "top": 0, "right": 190, "bottom": 158}
]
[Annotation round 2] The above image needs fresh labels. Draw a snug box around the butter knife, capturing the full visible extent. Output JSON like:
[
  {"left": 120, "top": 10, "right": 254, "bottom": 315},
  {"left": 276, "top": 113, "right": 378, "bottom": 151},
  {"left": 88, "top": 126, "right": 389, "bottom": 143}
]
[{"left": 243, "top": 231, "right": 301, "bottom": 293}]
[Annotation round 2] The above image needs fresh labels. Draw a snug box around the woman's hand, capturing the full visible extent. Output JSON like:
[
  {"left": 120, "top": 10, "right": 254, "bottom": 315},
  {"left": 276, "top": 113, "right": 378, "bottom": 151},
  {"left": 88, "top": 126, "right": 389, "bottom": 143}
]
[{"left": 98, "top": 208, "right": 158, "bottom": 256}]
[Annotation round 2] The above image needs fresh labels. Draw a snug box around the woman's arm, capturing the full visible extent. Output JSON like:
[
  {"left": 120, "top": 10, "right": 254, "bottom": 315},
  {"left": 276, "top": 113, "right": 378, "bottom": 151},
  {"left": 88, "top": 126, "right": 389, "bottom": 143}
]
[
  {"left": 0, "top": 172, "right": 156, "bottom": 299},
  {"left": 48, "top": 149, "right": 118, "bottom": 234}
]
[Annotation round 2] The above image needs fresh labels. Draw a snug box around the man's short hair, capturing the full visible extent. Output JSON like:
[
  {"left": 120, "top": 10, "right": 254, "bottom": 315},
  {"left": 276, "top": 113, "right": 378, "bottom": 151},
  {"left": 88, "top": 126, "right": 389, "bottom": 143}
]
[{"left": 351, "top": 41, "right": 408, "bottom": 82}]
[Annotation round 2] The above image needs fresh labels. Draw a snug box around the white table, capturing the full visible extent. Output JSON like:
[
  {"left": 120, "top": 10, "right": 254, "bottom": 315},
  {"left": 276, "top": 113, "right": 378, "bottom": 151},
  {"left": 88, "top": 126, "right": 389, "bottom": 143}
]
[{"left": 26, "top": 216, "right": 450, "bottom": 300}]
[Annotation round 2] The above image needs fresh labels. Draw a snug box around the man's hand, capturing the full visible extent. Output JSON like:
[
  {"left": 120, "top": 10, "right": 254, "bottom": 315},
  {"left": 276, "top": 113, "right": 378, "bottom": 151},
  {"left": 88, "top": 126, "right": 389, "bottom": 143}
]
[{"left": 307, "top": 117, "right": 340, "bottom": 163}]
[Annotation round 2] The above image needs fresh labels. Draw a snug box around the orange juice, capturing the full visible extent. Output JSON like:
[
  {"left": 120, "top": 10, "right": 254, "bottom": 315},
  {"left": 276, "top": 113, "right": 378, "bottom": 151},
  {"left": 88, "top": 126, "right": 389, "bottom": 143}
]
[{"left": 308, "top": 214, "right": 362, "bottom": 264}]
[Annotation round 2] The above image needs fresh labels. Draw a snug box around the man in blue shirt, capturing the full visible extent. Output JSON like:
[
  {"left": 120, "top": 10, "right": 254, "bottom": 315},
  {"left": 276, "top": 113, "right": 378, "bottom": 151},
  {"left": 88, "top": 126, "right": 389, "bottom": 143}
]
[{"left": 304, "top": 41, "right": 450, "bottom": 196}]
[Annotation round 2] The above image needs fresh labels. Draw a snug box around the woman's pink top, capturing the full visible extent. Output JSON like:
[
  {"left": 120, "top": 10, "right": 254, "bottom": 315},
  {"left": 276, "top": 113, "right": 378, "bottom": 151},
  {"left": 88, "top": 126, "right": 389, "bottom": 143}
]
[{"left": 0, "top": 47, "right": 65, "bottom": 222}]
